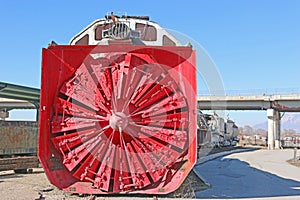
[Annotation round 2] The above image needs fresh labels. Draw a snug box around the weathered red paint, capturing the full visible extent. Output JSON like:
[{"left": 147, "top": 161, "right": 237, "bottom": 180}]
[
  {"left": 0, "top": 121, "right": 38, "bottom": 155},
  {"left": 39, "top": 45, "right": 197, "bottom": 194}
]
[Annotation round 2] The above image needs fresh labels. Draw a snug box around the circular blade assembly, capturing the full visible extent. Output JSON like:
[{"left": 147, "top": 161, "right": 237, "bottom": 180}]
[{"left": 39, "top": 45, "right": 197, "bottom": 194}]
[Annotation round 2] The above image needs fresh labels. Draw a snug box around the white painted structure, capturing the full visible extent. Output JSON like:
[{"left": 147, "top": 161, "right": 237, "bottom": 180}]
[{"left": 70, "top": 12, "right": 181, "bottom": 46}]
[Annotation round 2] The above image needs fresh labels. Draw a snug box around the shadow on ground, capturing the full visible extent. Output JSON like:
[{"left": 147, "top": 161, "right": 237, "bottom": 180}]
[{"left": 195, "top": 157, "right": 300, "bottom": 199}]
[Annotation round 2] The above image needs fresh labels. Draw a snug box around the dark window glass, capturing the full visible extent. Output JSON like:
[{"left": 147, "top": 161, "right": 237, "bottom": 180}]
[
  {"left": 135, "top": 23, "right": 157, "bottom": 41},
  {"left": 163, "top": 35, "right": 176, "bottom": 46},
  {"left": 75, "top": 34, "right": 89, "bottom": 45},
  {"left": 95, "top": 23, "right": 113, "bottom": 40}
]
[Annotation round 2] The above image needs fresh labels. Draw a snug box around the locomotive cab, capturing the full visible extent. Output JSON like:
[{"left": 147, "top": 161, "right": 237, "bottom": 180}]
[{"left": 70, "top": 12, "right": 180, "bottom": 46}]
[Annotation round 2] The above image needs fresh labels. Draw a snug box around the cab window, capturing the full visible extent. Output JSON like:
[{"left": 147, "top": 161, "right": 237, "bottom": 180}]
[{"left": 135, "top": 23, "right": 157, "bottom": 41}]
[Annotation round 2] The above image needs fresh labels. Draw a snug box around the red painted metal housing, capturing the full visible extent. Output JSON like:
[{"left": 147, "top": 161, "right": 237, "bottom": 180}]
[{"left": 39, "top": 45, "right": 197, "bottom": 194}]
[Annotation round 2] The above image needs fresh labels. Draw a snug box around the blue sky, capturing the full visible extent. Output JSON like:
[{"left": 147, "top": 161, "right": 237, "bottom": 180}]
[{"left": 1, "top": 1, "right": 300, "bottom": 126}]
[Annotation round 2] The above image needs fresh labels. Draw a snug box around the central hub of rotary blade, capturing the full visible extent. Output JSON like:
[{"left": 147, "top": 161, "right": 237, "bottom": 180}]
[{"left": 109, "top": 112, "right": 129, "bottom": 131}]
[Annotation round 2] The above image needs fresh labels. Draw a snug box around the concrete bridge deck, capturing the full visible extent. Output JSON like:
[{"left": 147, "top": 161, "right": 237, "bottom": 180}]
[{"left": 198, "top": 94, "right": 300, "bottom": 112}]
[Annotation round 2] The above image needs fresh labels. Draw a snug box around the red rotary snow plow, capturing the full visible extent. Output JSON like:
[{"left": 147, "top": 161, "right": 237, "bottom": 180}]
[{"left": 39, "top": 44, "right": 197, "bottom": 194}]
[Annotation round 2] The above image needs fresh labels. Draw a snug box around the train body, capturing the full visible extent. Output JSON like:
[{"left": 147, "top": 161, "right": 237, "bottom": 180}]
[
  {"left": 197, "top": 111, "right": 239, "bottom": 147},
  {"left": 0, "top": 13, "right": 241, "bottom": 191},
  {"left": 280, "top": 137, "right": 300, "bottom": 148},
  {"left": 39, "top": 13, "right": 197, "bottom": 194},
  {"left": 0, "top": 121, "right": 38, "bottom": 155},
  {"left": 0, "top": 121, "right": 39, "bottom": 171}
]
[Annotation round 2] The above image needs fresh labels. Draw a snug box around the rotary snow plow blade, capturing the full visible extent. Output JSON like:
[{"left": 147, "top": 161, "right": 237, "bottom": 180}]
[{"left": 39, "top": 45, "right": 197, "bottom": 194}]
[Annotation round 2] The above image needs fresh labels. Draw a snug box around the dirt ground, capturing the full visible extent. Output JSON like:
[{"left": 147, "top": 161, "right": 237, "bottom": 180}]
[
  {"left": 0, "top": 168, "right": 75, "bottom": 200},
  {"left": 0, "top": 146, "right": 254, "bottom": 200},
  {"left": 287, "top": 155, "right": 300, "bottom": 168},
  {"left": 0, "top": 167, "right": 207, "bottom": 200}
]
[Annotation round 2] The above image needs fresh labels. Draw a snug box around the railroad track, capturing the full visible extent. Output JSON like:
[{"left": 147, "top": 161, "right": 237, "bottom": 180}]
[{"left": 0, "top": 156, "right": 39, "bottom": 172}]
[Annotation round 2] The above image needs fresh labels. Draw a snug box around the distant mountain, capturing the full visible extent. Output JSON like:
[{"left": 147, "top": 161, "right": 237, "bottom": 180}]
[
  {"left": 253, "top": 121, "right": 268, "bottom": 130},
  {"left": 253, "top": 113, "right": 300, "bottom": 132}
]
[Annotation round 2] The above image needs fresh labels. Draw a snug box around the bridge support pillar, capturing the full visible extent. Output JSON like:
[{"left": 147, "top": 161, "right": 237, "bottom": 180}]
[
  {"left": 0, "top": 110, "right": 9, "bottom": 120},
  {"left": 267, "top": 109, "right": 281, "bottom": 150},
  {"left": 267, "top": 109, "right": 275, "bottom": 150},
  {"left": 274, "top": 110, "right": 281, "bottom": 149}
]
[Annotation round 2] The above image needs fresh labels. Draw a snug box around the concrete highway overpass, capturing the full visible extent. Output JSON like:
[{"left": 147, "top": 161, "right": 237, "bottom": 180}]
[{"left": 198, "top": 94, "right": 300, "bottom": 150}]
